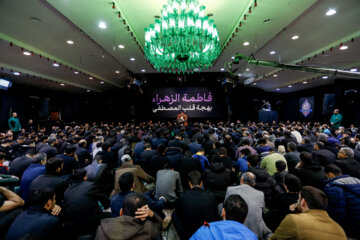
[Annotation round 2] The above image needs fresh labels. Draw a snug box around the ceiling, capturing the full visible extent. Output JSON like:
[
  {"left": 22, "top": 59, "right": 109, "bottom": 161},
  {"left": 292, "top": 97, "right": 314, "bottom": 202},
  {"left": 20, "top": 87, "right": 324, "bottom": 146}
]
[{"left": 0, "top": 0, "right": 359, "bottom": 93}]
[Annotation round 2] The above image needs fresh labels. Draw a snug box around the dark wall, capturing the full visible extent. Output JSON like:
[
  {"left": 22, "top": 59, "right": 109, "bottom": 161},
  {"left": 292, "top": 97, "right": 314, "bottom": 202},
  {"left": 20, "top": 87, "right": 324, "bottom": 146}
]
[{"left": 1, "top": 76, "right": 360, "bottom": 131}]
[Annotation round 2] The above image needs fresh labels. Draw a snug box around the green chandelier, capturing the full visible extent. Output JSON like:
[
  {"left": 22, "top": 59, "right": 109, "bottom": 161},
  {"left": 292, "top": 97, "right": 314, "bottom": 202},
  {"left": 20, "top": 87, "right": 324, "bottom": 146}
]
[{"left": 144, "top": 0, "right": 220, "bottom": 74}]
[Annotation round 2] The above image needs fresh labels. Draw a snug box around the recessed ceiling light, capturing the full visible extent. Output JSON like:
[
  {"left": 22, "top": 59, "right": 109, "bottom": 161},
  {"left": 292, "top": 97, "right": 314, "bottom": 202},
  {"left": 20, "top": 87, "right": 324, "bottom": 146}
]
[
  {"left": 89, "top": 76, "right": 93, "bottom": 80},
  {"left": 100, "top": 81, "right": 104, "bottom": 84},
  {"left": 276, "top": 88, "right": 280, "bottom": 91},
  {"left": 253, "top": 83, "right": 257, "bottom": 85},
  {"left": 13, "top": 72, "right": 20, "bottom": 76},
  {"left": 291, "top": 35, "right": 299, "bottom": 40},
  {"left": 74, "top": 71, "right": 79, "bottom": 74},
  {"left": 141, "top": 69, "right": 146, "bottom": 72},
  {"left": 53, "top": 63, "right": 60, "bottom": 67},
  {"left": 322, "top": 76, "right": 328, "bottom": 79},
  {"left": 130, "top": 57, "right": 136, "bottom": 61},
  {"left": 303, "top": 81, "right": 308, "bottom": 84},
  {"left": 326, "top": 9, "right": 336, "bottom": 16},
  {"left": 273, "top": 74, "right": 278, "bottom": 77},
  {"left": 243, "top": 41, "right": 250, "bottom": 46},
  {"left": 245, "top": 68, "right": 250, "bottom": 71},
  {"left": 86, "top": 89, "right": 91, "bottom": 92},
  {"left": 66, "top": 40, "right": 74, "bottom": 45},
  {"left": 350, "top": 68, "right": 358, "bottom": 72},
  {"left": 288, "top": 85, "right": 292, "bottom": 88},
  {"left": 231, "top": 56, "right": 235, "bottom": 60},
  {"left": 60, "top": 83, "right": 65, "bottom": 86},
  {"left": 115, "top": 70, "right": 120, "bottom": 74},
  {"left": 118, "top": 44, "right": 125, "bottom": 49},
  {"left": 270, "top": 51, "right": 276, "bottom": 55},
  {"left": 23, "top": 51, "right": 31, "bottom": 56},
  {"left": 98, "top": 21, "right": 107, "bottom": 29},
  {"left": 220, "top": 68, "right": 225, "bottom": 71},
  {"left": 340, "top": 45, "right": 348, "bottom": 50}
]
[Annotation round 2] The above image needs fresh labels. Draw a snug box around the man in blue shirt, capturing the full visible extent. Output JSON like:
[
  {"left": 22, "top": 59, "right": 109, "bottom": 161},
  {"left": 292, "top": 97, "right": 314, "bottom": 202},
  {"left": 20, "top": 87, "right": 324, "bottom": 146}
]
[
  {"left": 191, "top": 194, "right": 257, "bottom": 240},
  {"left": 20, "top": 153, "right": 47, "bottom": 202}
]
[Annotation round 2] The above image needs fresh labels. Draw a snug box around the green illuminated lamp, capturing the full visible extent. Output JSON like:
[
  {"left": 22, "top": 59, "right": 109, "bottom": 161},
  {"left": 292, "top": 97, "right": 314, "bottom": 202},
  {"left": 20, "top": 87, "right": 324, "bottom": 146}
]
[{"left": 144, "top": 0, "right": 220, "bottom": 74}]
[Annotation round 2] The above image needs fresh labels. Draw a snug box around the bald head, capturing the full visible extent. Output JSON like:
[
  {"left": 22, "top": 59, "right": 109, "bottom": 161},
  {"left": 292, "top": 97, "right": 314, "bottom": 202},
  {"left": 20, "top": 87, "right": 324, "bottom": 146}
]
[{"left": 241, "top": 172, "right": 256, "bottom": 186}]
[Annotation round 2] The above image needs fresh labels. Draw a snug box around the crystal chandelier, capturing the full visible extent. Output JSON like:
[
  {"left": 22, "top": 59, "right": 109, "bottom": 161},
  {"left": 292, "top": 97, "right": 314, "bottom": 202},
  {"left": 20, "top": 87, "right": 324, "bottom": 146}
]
[{"left": 144, "top": 0, "right": 220, "bottom": 74}]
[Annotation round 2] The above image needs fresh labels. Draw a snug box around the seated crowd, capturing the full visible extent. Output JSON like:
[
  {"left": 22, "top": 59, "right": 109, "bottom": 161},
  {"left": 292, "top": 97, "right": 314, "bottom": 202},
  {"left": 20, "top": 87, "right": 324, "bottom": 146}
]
[{"left": 0, "top": 120, "right": 360, "bottom": 240}]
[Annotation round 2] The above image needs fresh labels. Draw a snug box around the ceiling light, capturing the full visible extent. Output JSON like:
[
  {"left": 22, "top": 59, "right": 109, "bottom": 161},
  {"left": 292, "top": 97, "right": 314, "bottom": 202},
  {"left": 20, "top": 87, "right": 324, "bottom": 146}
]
[
  {"left": 322, "top": 76, "right": 328, "bottom": 79},
  {"left": 74, "top": 71, "right": 79, "bottom": 74},
  {"left": 130, "top": 57, "right": 135, "bottom": 61},
  {"left": 115, "top": 70, "right": 120, "bottom": 74},
  {"left": 13, "top": 72, "right": 20, "bottom": 76},
  {"left": 66, "top": 40, "right": 74, "bottom": 45},
  {"left": 144, "top": 0, "right": 220, "bottom": 73},
  {"left": 253, "top": 83, "right": 257, "bottom": 85},
  {"left": 118, "top": 44, "right": 125, "bottom": 49},
  {"left": 288, "top": 85, "right": 292, "bottom": 88},
  {"left": 340, "top": 45, "right": 348, "bottom": 50},
  {"left": 238, "top": 73, "right": 242, "bottom": 77},
  {"left": 303, "top": 81, "right": 308, "bottom": 84},
  {"left": 291, "top": 35, "right": 299, "bottom": 40},
  {"left": 23, "top": 51, "right": 31, "bottom": 56},
  {"left": 86, "top": 89, "right": 91, "bottom": 92},
  {"left": 270, "top": 51, "right": 276, "bottom": 55},
  {"left": 273, "top": 74, "right": 278, "bottom": 77},
  {"left": 245, "top": 68, "right": 250, "bottom": 71},
  {"left": 350, "top": 68, "right": 358, "bottom": 72},
  {"left": 89, "top": 76, "right": 93, "bottom": 80},
  {"left": 141, "top": 69, "right": 146, "bottom": 72},
  {"left": 60, "top": 83, "right": 65, "bottom": 86},
  {"left": 243, "top": 42, "right": 250, "bottom": 46},
  {"left": 98, "top": 21, "right": 107, "bottom": 29},
  {"left": 100, "top": 81, "right": 104, "bottom": 84},
  {"left": 220, "top": 68, "right": 225, "bottom": 71},
  {"left": 326, "top": 9, "right": 336, "bottom": 16},
  {"left": 53, "top": 63, "right": 60, "bottom": 67},
  {"left": 231, "top": 56, "right": 235, "bottom": 60},
  {"left": 276, "top": 88, "right": 280, "bottom": 91}
]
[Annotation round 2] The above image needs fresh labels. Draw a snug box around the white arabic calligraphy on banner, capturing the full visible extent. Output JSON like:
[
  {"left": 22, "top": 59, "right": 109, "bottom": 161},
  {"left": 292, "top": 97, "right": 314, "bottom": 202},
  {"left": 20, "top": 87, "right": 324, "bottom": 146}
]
[{"left": 151, "top": 92, "right": 213, "bottom": 113}]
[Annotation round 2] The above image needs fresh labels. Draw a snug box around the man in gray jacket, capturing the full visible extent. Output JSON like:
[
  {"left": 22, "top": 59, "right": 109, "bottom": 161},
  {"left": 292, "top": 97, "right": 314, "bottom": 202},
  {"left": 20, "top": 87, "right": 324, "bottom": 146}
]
[{"left": 224, "top": 172, "right": 272, "bottom": 239}]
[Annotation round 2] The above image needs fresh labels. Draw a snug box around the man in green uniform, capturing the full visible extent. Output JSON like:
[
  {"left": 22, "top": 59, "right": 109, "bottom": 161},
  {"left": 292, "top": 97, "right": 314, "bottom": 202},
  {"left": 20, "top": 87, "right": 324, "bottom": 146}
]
[
  {"left": 8, "top": 112, "right": 21, "bottom": 138},
  {"left": 330, "top": 109, "right": 343, "bottom": 130}
]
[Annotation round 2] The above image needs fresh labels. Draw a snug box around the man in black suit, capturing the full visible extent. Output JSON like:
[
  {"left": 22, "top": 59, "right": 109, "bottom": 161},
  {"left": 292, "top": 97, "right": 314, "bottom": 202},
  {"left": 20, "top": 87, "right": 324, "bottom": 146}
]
[
  {"left": 172, "top": 171, "right": 217, "bottom": 240},
  {"left": 75, "top": 139, "right": 92, "bottom": 168},
  {"left": 312, "top": 142, "right": 336, "bottom": 167},
  {"left": 8, "top": 148, "right": 36, "bottom": 179},
  {"left": 38, "top": 137, "right": 58, "bottom": 159},
  {"left": 63, "top": 169, "right": 110, "bottom": 239},
  {"left": 29, "top": 158, "right": 68, "bottom": 205}
]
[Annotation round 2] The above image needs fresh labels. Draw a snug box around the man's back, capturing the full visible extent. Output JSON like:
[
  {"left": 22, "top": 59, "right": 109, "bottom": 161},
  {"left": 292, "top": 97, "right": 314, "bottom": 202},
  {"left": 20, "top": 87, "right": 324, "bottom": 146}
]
[
  {"left": 95, "top": 214, "right": 162, "bottom": 240},
  {"left": 30, "top": 173, "right": 67, "bottom": 203},
  {"left": 225, "top": 184, "right": 271, "bottom": 239},
  {"left": 284, "top": 151, "right": 300, "bottom": 172},
  {"left": 5, "top": 206, "right": 59, "bottom": 240},
  {"left": 270, "top": 210, "right": 346, "bottom": 240},
  {"left": 38, "top": 145, "right": 57, "bottom": 159},
  {"left": 261, "top": 153, "right": 287, "bottom": 175},
  {"left": 174, "top": 187, "right": 217, "bottom": 239},
  {"left": 312, "top": 149, "right": 336, "bottom": 166},
  {"left": 64, "top": 181, "right": 109, "bottom": 237},
  {"left": 155, "top": 169, "right": 183, "bottom": 203},
  {"left": 20, "top": 163, "right": 46, "bottom": 201},
  {"left": 8, "top": 156, "right": 33, "bottom": 179},
  {"left": 335, "top": 158, "right": 360, "bottom": 179}
]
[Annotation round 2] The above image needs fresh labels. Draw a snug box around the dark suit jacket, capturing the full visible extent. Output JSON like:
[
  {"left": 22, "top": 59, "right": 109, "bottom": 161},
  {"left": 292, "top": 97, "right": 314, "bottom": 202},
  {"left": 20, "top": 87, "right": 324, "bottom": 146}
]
[
  {"left": 173, "top": 187, "right": 217, "bottom": 240},
  {"left": 335, "top": 158, "right": 360, "bottom": 179},
  {"left": 30, "top": 173, "right": 68, "bottom": 203},
  {"left": 5, "top": 206, "right": 60, "bottom": 240},
  {"left": 9, "top": 156, "right": 34, "bottom": 179},
  {"left": 284, "top": 151, "right": 300, "bottom": 172},
  {"left": 75, "top": 147, "right": 92, "bottom": 167},
  {"left": 64, "top": 181, "right": 110, "bottom": 237},
  {"left": 38, "top": 145, "right": 58, "bottom": 159},
  {"left": 312, "top": 149, "right": 336, "bottom": 167}
]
